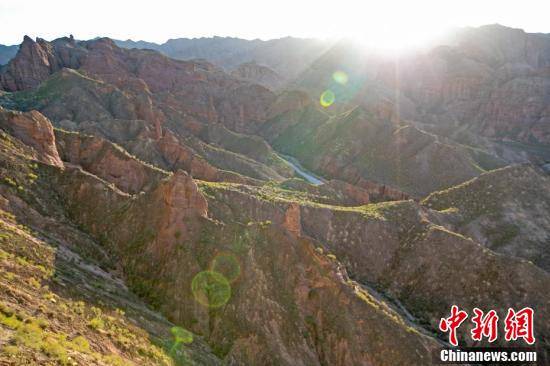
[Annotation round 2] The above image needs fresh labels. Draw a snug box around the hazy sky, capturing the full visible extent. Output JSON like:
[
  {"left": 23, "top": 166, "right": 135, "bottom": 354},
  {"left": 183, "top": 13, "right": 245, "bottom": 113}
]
[{"left": 1, "top": 0, "right": 550, "bottom": 48}]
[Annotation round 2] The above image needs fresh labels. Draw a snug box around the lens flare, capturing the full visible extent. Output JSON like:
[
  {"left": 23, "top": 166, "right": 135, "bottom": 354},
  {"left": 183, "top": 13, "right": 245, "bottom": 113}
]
[
  {"left": 320, "top": 90, "right": 335, "bottom": 107},
  {"left": 332, "top": 71, "right": 348, "bottom": 85},
  {"left": 210, "top": 252, "right": 241, "bottom": 283},
  {"left": 191, "top": 271, "right": 231, "bottom": 308},
  {"left": 170, "top": 326, "right": 193, "bottom": 344}
]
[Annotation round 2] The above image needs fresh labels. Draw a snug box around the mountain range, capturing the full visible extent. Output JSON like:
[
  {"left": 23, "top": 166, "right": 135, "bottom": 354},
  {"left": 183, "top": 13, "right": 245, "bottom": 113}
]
[{"left": 0, "top": 24, "right": 549, "bottom": 365}]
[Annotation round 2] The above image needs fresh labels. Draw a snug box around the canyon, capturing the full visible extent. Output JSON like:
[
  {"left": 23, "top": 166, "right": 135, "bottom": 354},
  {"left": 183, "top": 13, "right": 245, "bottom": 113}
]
[{"left": 0, "top": 24, "right": 549, "bottom": 365}]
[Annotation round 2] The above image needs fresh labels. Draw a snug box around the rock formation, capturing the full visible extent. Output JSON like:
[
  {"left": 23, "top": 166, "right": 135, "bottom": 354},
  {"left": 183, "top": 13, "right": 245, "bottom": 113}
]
[{"left": 0, "top": 107, "right": 63, "bottom": 167}]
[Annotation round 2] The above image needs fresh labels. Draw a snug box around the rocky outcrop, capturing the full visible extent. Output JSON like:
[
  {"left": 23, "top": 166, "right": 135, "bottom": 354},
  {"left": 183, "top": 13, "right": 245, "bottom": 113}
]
[
  {"left": 0, "top": 107, "right": 63, "bottom": 167},
  {"left": 299, "top": 199, "right": 550, "bottom": 350},
  {"left": 0, "top": 35, "right": 82, "bottom": 91},
  {"left": 157, "top": 170, "right": 208, "bottom": 217},
  {"left": 155, "top": 134, "right": 220, "bottom": 181},
  {"left": 0, "top": 36, "right": 55, "bottom": 91},
  {"left": 0, "top": 36, "right": 290, "bottom": 187},
  {"left": 354, "top": 179, "right": 409, "bottom": 202},
  {"left": 324, "top": 180, "right": 371, "bottom": 204}
]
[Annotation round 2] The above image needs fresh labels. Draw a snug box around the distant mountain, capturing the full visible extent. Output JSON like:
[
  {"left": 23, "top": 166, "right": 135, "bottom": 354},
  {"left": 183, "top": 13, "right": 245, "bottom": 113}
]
[
  {"left": 114, "top": 36, "right": 333, "bottom": 84},
  {"left": 0, "top": 44, "right": 18, "bottom": 65}
]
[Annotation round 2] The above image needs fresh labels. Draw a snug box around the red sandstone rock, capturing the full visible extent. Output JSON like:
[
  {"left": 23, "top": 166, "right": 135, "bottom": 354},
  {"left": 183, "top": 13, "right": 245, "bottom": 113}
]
[
  {"left": 326, "top": 180, "right": 371, "bottom": 205},
  {"left": 0, "top": 107, "right": 63, "bottom": 167},
  {"left": 54, "top": 130, "right": 167, "bottom": 194},
  {"left": 156, "top": 134, "right": 219, "bottom": 181},
  {"left": 159, "top": 170, "right": 208, "bottom": 217},
  {"left": 282, "top": 202, "right": 301, "bottom": 236}
]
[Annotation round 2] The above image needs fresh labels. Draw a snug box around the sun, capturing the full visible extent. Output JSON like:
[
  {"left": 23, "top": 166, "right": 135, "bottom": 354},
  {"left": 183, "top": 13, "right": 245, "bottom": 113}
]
[
  {"left": 327, "top": 2, "right": 453, "bottom": 54},
  {"left": 344, "top": 24, "right": 451, "bottom": 54}
]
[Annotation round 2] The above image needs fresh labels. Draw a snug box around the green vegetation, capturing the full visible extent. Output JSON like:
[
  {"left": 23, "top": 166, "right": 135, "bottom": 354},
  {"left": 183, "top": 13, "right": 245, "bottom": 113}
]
[
  {"left": 198, "top": 179, "right": 390, "bottom": 220},
  {"left": 3, "top": 176, "right": 17, "bottom": 187},
  {"left": 87, "top": 317, "right": 105, "bottom": 330}
]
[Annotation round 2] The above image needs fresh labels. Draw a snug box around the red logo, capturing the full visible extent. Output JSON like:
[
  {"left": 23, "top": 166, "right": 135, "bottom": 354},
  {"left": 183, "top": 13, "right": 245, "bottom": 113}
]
[
  {"left": 439, "top": 305, "right": 469, "bottom": 346},
  {"left": 504, "top": 307, "right": 535, "bottom": 345},
  {"left": 439, "top": 306, "right": 535, "bottom": 346},
  {"left": 471, "top": 308, "right": 499, "bottom": 343}
]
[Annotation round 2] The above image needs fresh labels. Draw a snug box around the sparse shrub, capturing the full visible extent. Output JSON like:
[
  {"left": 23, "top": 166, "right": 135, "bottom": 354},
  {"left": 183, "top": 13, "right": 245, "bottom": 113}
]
[
  {"left": 259, "top": 220, "right": 272, "bottom": 228},
  {"left": 0, "top": 249, "right": 10, "bottom": 260},
  {"left": 88, "top": 317, "right": 105, "bottom": 330},
  {"left": 16, "top": 256, "right": 31, "bottom": 267},
  {"left": 0, "top": 303, "right": 14, "bottom": 317},
  {"left": 41, "top": 336, "right": 69, "bottom": 365},
  {"left": 36, "top": 318, "right": 49, "bottom": 329},
  {"left": 1, "top": 345, "right": 19, "bottom": 357},
  {"left": 103, "top": 354, "right": 132, "bottom": 366},
  {"left": 3, "top": 177, "right": 17, "bottom": 187},
  {"left": 14, "top": 322, "right": 43, "bottom": 349},
  {"left": 304, "top": 315, "right": 316, "bottom": 326},
  {"left": 70, "top": 301, "right": 85, "bottom": 315},
  {"left": 27, "top": 277, "right": 41, "bottom": 289},
  {"left": 69, "top": 336, "right": 90, "bottom": 352},
  {"left": 0, "top": 313, "right": 21, "bottom": 329},
  {"left": 43, "top": 292, "right": 56, "bottom": 302}
]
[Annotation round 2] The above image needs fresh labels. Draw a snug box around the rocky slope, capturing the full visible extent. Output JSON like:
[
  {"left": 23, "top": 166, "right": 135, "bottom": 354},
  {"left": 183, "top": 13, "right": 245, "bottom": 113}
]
[
  {"left": 0, "top": 34, "right": 529, "bottom": 199},
  {"left": 263, "top": 100, "right": 505, "bottom": 196},
  {"left": 0, "top": 108, "right": 221, "bottom": 365},
  {"left": 290, "top": 25, "right": 550, "bottom": 156},
  {"left": 423, "top": 164, "right": 550, "bottom": 271},
  {"left": 2, "top": 105, "right": 549, "bottom": 364},
  {"left": 0, "top": 37, "right": 295, "bottom": 185},
  {"left": 377, "top": 25, "right": 550, "bottom": 146},
  {"left": 0, "top": 106, "right": 444, "bottom": 365}
]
